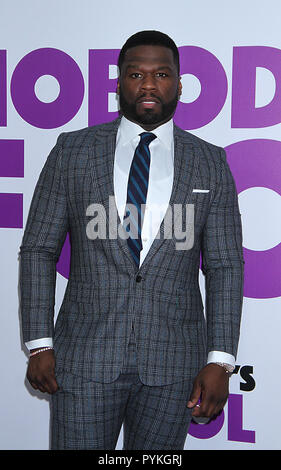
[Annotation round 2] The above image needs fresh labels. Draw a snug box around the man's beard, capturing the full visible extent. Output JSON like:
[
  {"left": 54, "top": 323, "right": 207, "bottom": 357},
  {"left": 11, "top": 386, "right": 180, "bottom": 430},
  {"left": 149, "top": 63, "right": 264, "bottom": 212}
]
[{"left": 118, "top": 88, "right": 179, "bottom": 126}]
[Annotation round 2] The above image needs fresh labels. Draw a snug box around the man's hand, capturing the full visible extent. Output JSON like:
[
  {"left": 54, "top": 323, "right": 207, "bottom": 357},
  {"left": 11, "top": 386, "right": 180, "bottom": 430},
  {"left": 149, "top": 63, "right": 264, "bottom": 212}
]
[
  {"left": 27, "top": 349, "right": 58, "bottom": 394},
  {"left": 187, "top": 363, "right": 230, "bottom": 419}
]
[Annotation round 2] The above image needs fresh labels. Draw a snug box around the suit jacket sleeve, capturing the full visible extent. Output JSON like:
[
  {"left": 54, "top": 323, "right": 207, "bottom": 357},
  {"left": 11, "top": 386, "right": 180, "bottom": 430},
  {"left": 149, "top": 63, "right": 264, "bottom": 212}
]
[
  {"left": 19, "top": 134, "right": 69, "bottom": 344},
  {"left": 201, "top": 147, "right": 245, "bottom": 359}
]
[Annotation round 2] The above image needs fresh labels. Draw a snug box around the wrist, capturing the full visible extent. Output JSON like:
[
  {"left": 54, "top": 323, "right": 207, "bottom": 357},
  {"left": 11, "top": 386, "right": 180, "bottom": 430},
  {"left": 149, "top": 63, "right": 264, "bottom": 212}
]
[
  {"left": 29, "top": 347, "right": 53, "bottom": 358},
  {"left": 211, "top": 362, "right": 234, "bottom": 375}
]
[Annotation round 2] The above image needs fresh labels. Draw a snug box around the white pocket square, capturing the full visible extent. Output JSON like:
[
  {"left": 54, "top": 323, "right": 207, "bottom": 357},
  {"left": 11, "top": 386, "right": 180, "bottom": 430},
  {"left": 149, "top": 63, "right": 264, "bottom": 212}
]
[{"left": 193, "top": 189, "right": 210, "bottom": 193}]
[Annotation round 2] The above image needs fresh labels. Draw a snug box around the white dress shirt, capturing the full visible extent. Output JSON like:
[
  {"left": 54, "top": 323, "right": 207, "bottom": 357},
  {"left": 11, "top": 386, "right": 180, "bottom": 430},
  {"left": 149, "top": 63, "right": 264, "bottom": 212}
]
[
  {"left": 25, "top": 116, "right": 235, "bottom": 369},
  {"left": 114, "top": 116, "right": 174, "bottom": 267}
]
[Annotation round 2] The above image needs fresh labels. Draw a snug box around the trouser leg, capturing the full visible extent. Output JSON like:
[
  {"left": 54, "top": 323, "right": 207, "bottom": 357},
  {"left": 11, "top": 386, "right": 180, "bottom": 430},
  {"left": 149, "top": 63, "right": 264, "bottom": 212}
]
[
  {"left": 123, "top": 376, "right": 193, "bottom": 450},
  {"left": 50, "top": 371, "right": 129, "bottom": 449},
  {"left": 50, "top": 329, "right": 139, "bottom": 450}
]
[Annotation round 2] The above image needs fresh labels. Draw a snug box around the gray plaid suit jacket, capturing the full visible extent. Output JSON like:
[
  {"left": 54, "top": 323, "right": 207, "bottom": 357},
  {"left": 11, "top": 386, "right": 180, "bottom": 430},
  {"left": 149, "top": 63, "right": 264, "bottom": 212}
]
[{"left": 19, "top": 117, "right": 245, "bottom": 386}]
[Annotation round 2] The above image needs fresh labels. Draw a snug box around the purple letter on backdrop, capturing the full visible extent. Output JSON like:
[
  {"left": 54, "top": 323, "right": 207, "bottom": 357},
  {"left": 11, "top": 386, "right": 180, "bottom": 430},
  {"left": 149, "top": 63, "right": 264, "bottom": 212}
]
[
  {"left": 0, "top": 193, "right": 23, "bottom": 228},
  {"left": 174, "top": 46, "right": 228, "bottom": 130},
  {"left": 0, "top": 140, "right": 24, "bottom": 228},
  {"left": 189, "top": 411, "right": 225, "bottom": 439},
  {"left": 88, "top": 49, "right": 119, "bottom": 126},
  {"left": 232, "top": 46, "right": 281, "bottom": 128},
  {"left": 0, "top": 50, "right": 7, "bottom": 127},
  {"left": 228, "top": 394, "right": 255, "bottom": 443},
  {"left": 189, "top": 394, "right": 255, "bottom": 443},
  {"left": 225, "top": 139, "right": 281, "bottom": 299},
  {"left": 0, "top": 140, "right": 24, "bottom": 177},
  {"left": 11, "top": 48, "right": 84, "bottom": 129}
]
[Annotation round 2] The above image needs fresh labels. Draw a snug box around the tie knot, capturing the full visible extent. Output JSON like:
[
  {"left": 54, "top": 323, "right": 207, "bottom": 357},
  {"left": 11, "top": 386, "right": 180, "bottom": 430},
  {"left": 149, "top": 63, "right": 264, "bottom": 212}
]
[{"left": 139, "top": 132, "right": 157, "bottom": 146}]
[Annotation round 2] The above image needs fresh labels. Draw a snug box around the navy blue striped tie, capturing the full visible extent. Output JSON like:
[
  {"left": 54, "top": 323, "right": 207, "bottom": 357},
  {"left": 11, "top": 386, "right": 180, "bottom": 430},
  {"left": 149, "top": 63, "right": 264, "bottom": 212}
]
[{"left": 124, "top": 132, "right": 157, "bottom": 266}]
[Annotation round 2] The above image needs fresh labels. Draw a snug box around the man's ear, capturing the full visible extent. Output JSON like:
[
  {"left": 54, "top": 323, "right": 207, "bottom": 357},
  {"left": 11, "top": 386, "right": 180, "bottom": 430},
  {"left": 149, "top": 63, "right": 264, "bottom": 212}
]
[
  {"left": 178, "top": 77, "right": 182, "bottom": 99},
  {"left": 116, "top": 79, "right": 120, "bottom": 95}
]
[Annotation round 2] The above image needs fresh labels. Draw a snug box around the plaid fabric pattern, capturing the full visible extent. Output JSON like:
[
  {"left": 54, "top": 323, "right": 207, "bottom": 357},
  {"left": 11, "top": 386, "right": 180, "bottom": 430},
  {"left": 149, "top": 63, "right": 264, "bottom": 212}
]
[
  {"left": 51, "top": 329, "right": 193, "bottom": 450},
  {"left": 20, "top": 117, "right": 245, "bottom": 386}
]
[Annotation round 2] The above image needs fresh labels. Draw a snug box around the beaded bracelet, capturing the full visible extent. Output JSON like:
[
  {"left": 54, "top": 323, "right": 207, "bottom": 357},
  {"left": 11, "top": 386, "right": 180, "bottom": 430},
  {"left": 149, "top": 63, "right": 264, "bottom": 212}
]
[{"left": 30, "top": 347, "right": 53, "bottom": 357}]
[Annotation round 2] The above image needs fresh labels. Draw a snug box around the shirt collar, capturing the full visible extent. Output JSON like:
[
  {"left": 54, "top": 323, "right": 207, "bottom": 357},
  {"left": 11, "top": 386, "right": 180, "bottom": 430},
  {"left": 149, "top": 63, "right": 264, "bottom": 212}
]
[{"left": 117, "top": 115, "right": 174, "bottom": 149}]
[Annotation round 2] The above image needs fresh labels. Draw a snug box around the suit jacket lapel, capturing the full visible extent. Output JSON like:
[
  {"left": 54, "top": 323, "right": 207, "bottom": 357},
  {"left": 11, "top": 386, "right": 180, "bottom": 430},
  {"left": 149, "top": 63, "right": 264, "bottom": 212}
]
[
  {"left": 89, "top": 117, "right": 137, "bottom": 271},
  {"left": 139, "top": 124, "right": 200, "bottom": 271},
  {"left": 89, "top": 118, "right": 200, "bottom": 272}
]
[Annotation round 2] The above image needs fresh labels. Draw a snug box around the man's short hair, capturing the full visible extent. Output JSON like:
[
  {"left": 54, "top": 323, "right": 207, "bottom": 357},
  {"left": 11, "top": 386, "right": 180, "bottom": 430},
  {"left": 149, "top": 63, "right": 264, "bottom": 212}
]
[{"left": 118, "top": 30, "right": 180, "bottom": 74}]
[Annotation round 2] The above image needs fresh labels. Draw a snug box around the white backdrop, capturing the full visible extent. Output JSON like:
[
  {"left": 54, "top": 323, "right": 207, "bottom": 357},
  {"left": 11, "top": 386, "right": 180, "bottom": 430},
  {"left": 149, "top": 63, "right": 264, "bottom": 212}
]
[{"left": 0, "top": 0, "right": 280, "bottom": 450}]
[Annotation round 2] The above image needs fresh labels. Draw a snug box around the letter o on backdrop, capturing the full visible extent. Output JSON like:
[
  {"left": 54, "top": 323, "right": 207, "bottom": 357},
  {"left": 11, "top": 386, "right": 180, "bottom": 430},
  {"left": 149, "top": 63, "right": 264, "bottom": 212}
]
[
  {"left": 225, "top": 139, "right": 281, "bottom": 299},
  {"left": 11, "top": 48, "right": 84, "bottom": 129}
]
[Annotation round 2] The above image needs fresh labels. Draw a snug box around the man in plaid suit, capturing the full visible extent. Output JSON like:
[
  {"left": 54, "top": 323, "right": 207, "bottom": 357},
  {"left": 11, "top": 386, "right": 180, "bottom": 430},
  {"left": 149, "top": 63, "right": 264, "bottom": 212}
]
[{"left": 20, "top": 31, "right": 244, "bottom": 449}]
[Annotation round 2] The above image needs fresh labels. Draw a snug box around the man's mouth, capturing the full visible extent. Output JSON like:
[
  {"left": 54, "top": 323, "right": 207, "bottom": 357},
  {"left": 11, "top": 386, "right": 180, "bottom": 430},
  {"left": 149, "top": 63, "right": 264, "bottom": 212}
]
[
  {"left": 137, "top": 97, "right": 160, "bottom": 109},
  {"left": 141, "top": 102, "right": 157, "bottom": 108}
]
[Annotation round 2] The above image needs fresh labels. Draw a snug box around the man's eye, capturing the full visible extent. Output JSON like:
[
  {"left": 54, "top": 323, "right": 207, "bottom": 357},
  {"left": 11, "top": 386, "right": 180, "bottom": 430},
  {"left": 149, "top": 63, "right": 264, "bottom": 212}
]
[
  {"left": 130, "top": 73, "right": 142, "bottom": 78},
  {"left": 156, "top": 72, "right": 168, "bottom": 77}
]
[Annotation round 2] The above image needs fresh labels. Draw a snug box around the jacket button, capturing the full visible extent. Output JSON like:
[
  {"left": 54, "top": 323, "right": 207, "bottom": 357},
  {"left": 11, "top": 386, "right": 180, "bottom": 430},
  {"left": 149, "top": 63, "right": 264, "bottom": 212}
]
[{"left": 136, "top": 275, "right": 142, "bottom": 283}]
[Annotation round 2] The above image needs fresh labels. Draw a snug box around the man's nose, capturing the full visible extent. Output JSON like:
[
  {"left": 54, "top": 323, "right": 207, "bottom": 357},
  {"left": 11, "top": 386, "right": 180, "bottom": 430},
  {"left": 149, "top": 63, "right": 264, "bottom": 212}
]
[{"left": 141, "top": 74, "right": 156, "bottom": 90}]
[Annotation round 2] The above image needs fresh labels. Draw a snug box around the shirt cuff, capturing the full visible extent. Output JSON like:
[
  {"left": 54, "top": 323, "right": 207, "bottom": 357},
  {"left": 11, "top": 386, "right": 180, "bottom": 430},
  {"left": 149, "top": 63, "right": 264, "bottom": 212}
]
[
  {"left": 25, "top": 337, "right": 53, "bottom": 351},
  {"left": 207, "top": 351, "right": 236, "bottom": 368}
]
